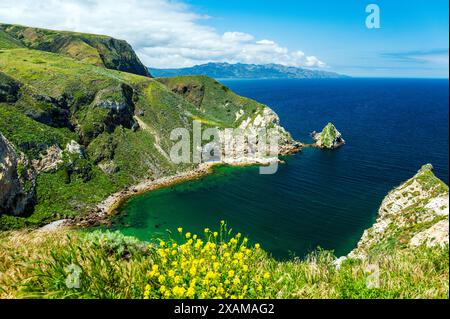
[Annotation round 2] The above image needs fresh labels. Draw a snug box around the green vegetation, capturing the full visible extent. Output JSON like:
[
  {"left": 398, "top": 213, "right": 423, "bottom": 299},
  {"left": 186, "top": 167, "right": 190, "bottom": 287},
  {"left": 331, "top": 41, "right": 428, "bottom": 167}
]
[
  {"left": 157, "top": 76, "right": 267, "bottom": 127},
  {"left": 0, "top": 224, "right": 447, "bottom": 299},
  {"left": 1, "top": 24, "right": 447, "bottom": 300},
  {"left": 0, "top": 29, "right": 24, "bottom": 49},
  {"left": 0, "top": 32, "right": 292, "bottom": 228},
  {"left": 321, "top": 123, "right": 337, "bottom": 147},
  {"left": 0, "top": 23, "right": 149, "bottom": 76},
  {"left": 414, "top": 164, "right": 449, "bottom": 196},
  {"left": 0, "top": 103, "right": 75, "bottom": 159},
  {"left": 319, "top": 122, "right": 340, "bottom": 148}
]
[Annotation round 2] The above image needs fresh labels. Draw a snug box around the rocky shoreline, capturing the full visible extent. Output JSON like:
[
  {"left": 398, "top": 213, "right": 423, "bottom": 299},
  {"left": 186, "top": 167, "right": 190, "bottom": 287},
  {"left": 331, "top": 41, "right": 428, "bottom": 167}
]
[
  {"left": 66, "top": 145, "right": 302, "bottom": 229},
  {"left": 70, "top": 163, "right": 215, "bottom": 228}
]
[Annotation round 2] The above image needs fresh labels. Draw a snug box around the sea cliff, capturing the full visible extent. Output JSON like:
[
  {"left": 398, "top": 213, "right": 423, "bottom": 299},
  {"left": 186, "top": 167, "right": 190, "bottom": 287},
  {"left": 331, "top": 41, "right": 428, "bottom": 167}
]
[{"left": 350, "top": 164, "right": 449, "bottom": 259}]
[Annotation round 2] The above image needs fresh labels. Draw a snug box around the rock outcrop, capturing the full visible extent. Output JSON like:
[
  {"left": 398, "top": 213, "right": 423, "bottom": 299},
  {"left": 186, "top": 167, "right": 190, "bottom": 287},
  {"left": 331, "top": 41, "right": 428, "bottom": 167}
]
[
  {"left": 349, "top": 164, "right": 449, "bottom": 259},
  {"left": 31, "top": 145, "right": 63, "bottom": 173},
  {"left": 232, "top": 107, "right": 301, "bottom": 159},
  {"left": 313, "top": 123, "right": 345, "bottom": 149},
  {"left": 0, "top": 133, "right": 36, "bottom": 216}
]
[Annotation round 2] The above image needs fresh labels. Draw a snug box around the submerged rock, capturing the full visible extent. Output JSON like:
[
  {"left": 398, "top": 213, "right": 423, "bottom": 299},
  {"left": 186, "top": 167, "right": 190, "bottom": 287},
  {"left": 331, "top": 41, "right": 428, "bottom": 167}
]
[{"left": 313, "top": 123, "right": 345, "bottom": 149}]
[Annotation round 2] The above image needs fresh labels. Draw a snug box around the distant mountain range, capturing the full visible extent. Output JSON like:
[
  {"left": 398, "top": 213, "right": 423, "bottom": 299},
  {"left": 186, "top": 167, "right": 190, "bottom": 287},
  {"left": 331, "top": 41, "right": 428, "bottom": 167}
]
[{"left": 148, "top": 62, "right": 347, "bottom": 79}]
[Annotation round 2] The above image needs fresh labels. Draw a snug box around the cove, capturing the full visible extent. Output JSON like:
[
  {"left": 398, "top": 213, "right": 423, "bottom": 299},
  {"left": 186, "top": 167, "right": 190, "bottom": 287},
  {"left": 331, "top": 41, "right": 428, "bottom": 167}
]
[{"left": 111, "top": 78, "right": 449, "bottom": 260}]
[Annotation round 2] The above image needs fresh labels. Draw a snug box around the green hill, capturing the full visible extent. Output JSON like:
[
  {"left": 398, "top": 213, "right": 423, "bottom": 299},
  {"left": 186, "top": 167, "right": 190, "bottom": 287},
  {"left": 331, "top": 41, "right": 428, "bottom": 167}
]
[
  {"left": 0, "top": 29, "right": 24, "bottom": 49},
  {"left": 0, "top": 25, "right": 298, "bottom": 229},
  {"left": 0, "top": 23, "right": 150, "bottom": 76}
]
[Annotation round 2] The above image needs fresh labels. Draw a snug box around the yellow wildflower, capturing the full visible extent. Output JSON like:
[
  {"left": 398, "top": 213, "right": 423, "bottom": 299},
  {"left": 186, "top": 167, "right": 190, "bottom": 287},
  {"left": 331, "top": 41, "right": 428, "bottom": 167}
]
[
  {"left": 172, "top": 286, "right": 186, "bottom": 298},
  {"left": 187, "top": 286, "right": 195, "bottom": 298}
]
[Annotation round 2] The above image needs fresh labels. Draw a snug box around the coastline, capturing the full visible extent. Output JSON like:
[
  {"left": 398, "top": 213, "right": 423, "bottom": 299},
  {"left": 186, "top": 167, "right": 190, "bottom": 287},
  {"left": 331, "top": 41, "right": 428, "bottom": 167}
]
[
  {"left": 69, "top": 150, "right": 301, "bottom": 229},
  {"left": 71, "top": 162, "right": 216, "bottom": 228}
]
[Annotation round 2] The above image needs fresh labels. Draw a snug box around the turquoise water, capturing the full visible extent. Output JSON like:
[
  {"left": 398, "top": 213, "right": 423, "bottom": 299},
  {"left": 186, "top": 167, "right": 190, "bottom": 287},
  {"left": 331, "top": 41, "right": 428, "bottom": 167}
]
[{"left": 112, "top": 79, "right": 449, "bottom": 259}]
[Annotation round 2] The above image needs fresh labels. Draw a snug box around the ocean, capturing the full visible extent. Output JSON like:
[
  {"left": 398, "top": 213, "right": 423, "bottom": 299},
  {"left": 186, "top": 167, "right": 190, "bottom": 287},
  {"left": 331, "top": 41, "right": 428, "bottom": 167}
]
[{"left": 112, "top": 78, "right": 449, "bottom": 259}]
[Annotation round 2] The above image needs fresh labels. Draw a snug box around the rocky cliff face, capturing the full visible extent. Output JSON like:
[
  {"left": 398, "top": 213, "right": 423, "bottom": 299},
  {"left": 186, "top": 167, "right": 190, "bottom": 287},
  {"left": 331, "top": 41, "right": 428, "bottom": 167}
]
[
  {"left": 0, "top": 133, "right": 36, "bottom": 216},
  {"left": 0, "top": 23, "right": 151, "bottom": 77},
  {"left": 313, "top": 123, "right": 345, "bottom": 149},
  {"left": 349, "top": 164, "right": 449, "bottom": 259}
]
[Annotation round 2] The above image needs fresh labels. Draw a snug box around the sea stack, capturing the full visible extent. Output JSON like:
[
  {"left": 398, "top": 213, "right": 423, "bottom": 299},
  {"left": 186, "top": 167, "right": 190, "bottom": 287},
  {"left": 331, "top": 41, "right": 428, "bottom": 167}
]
[{"left": 313, "top": 122, "right": 345, "bottom": 149}]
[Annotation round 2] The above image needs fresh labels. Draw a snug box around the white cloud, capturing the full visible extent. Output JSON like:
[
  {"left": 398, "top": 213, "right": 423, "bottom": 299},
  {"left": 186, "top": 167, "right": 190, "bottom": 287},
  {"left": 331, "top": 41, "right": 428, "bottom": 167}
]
[{"left": 0, "top": 0, "right": 327, "bottom": 68}]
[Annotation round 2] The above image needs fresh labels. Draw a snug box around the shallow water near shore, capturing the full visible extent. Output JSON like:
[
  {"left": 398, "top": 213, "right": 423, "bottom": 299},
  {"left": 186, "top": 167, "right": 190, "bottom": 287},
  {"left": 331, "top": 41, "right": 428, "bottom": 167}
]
[{"left": 111, "top": 78, "right": 449, "bottom": 259}]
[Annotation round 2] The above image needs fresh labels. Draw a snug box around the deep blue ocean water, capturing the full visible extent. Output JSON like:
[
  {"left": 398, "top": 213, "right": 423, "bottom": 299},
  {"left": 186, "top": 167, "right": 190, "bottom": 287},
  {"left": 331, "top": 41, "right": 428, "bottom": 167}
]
[{"left": 114, "top": 78, "right": 449, "bottom": 259}]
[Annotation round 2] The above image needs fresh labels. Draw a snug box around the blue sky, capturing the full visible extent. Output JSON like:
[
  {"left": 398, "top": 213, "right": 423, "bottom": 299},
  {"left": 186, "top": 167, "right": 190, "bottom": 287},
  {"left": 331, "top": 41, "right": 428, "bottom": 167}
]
[
  {"left": 185, "top": 0, "right": 449, "bottom": 77},
  {"left": 0, "top": 0, "right": 448, "bottom": 77}
]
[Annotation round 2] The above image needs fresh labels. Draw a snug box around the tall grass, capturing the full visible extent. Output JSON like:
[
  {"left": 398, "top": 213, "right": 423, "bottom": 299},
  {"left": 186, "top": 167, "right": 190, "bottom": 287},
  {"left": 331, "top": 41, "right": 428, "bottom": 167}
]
[{"left": 0, "top": 225, "right": 448, "bottom": 299}]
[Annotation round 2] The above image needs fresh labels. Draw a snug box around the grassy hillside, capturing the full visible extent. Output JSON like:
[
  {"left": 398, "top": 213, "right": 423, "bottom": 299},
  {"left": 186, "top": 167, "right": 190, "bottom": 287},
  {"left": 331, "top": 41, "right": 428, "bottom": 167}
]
[
  {"left": 157, "top": 76, "right": 266, "bottom": 127},
  {"left": 0, "top": 165, "right": 447, "bottom": 299},
  {"left": 0, "top": 41, "right": 295, "bottom": 229},
  {"left": 0, "top": 29, "right": 24, "bottom": 49},
  {"left": 0, "top": 223, "right": 447, "bottom": 299},
  {"left": 0, "top": 23, "right": 150, "bottom": 76}
]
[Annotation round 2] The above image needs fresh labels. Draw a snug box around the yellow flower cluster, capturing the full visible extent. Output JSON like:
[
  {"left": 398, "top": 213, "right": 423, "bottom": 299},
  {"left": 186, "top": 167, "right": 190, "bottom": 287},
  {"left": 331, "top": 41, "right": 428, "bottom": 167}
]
[{"left": 143, "top": 222, "right": 270, "bottom": 299}]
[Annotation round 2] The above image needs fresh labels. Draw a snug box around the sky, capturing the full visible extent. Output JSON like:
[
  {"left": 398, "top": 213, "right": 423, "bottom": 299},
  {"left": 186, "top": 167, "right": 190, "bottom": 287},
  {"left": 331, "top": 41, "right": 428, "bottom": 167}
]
[{"left": 0, "top": 0, "right": 448, "bottom": 77}]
